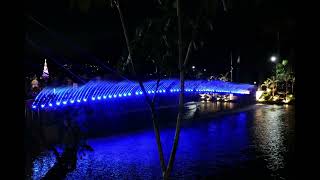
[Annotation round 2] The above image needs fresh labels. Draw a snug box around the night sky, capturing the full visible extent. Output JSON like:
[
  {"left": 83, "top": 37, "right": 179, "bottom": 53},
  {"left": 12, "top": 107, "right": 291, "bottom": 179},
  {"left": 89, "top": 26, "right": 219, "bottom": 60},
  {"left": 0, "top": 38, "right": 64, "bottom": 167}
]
[{"left": 25, "top": 0, "right": 295, "bottom": 84}]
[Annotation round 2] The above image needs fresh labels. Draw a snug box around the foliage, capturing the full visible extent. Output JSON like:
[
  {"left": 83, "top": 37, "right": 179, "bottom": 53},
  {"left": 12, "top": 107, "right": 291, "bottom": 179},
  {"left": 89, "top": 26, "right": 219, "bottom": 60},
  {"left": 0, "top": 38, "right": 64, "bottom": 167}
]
[{"left": 115, "top": 0, "right": 216, "bottom": 78}]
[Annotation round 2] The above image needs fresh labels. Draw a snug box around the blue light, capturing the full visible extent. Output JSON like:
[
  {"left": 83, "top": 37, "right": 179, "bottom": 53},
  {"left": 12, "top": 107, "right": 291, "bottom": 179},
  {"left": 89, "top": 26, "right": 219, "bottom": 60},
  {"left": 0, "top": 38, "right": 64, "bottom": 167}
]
[
  {"left": 33, "top": 79, "right": 254, "bottom": 110},
  {"left": 41, "top": 104, "right": 45, "bottom": 108},
  {"left": 56, "top": 102, "right": 61, "bottom": 106},
  {"left": 49, "top": 103, "right": 53, "bottom": 107}
]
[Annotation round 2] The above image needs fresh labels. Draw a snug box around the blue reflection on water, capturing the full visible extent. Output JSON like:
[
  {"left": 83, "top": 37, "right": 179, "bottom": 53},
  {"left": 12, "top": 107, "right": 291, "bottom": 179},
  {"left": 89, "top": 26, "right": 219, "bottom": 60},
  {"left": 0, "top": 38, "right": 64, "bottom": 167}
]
[
  {"left": 31, "top": 104, "right": 294, "bottom": 179},
  {"left": 64, "top": 112, "right": 252, "bottom": 179}
]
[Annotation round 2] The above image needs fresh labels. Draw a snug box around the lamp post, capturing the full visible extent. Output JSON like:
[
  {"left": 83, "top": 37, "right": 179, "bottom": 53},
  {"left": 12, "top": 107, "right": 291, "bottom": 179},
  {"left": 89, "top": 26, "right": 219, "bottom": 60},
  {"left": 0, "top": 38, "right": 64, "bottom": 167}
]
[
  {"left": 270, "top": 56, "right": 277, "bottom": 76},
  {"left": 270, "top": 55, "right": 277, "bottom": 97}
]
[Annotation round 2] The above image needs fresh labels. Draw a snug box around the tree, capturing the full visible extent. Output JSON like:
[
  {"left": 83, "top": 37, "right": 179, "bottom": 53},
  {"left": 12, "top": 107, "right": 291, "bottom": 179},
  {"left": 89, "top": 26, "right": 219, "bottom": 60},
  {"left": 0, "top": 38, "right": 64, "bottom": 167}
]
[{"left": 109, "top": 0, "right": 218, "bottom": 179}]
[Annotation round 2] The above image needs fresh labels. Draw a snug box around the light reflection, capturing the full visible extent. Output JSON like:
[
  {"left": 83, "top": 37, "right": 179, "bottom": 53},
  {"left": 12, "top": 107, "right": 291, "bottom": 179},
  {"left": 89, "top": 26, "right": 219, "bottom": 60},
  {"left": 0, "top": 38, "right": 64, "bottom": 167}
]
[{"left": 253, "top": 105, "right": 288, "bottom": 175}]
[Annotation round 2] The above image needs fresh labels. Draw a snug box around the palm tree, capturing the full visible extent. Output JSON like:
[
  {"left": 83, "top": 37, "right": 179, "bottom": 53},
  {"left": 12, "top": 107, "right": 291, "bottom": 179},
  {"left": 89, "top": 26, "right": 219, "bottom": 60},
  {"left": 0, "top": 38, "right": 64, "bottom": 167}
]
[
  {"left": 261, "top": 78, "right": 272, "bottom": 91},
  {"left": 282, "top": 73, "right": 291, "bottom": 98}
]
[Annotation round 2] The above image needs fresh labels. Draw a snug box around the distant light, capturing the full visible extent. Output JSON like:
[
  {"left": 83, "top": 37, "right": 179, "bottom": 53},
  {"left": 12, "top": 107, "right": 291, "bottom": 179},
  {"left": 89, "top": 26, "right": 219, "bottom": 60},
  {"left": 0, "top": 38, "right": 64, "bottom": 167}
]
[
  {"left": 119, "top": 94, "right": 122, "bottom": 97},
  {"left": 254, "top": 81, "right": 257, "bottom": 84},
  {"left": 270, "top": 56, "right": 277, "bottom": 62},
  {"left": 163, "top": 90, "right": 166, "bottom": 93},
  {"left": 139, "top": 92, "right": 143, "bottom": 95},
  {"left": 97, "top": 96, "right": 101, "bottom": 100},
  {"left": 148, "top": 91, "right": 151, "bottom": 94},
  {"left": 49, "top": 103, "right": 52, "bottom": 107},
  {"left": 103, "top": 96, "right": 107, "bottom": 99},
  {"left": 70, "top": 100, "right": 75, "bottom": 103},
  {"left": 108, "top": 95, "right": 112, "bottom": 98},
  {"left": 83, "top": 99, "right": 87, "bottom": 102},
  {"left": 135, "top": 92, "right": 139, "bottom": 95},
  {"left": 63, "top": 101, "right": 67, "bottom": 104},
  {"left": 41, "top": 105, "right": 45, "bottom": 108},
  {"left": 56, "top": 102, "right": 60, "bottom": 106},
  {"left": 77, "top": 99, "right": 81, "bottom": 103},
  {"left": 204, "top": 69, "right": 206, "bottom": 72},
  {"left": 113, "top": 95, "right": 117, "bottom": 98},
  {"left": 192, "top": 66, "right": 195, "bottom": 69},
  {"left": 123, "top": 93, "right": 127, "bottom": 97},
  {"left": 128, "top": 93, "right": 132, "bottom": 96},
  {"left": 92, "top": 97, "right": 96, "bottom": 101},
  {"left": 151, "top": 91, "right": 154, "bottom": 93},
  {"left": 32, "top": 105, "right": 37, "bottom": 109}
]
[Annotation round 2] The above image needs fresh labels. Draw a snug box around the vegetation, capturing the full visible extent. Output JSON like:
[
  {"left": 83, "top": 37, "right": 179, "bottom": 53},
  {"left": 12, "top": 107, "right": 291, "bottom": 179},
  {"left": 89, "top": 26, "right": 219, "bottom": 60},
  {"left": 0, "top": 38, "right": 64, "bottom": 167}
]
[{"left": 257, "top": 59, "right": 295, "bottom": 104}]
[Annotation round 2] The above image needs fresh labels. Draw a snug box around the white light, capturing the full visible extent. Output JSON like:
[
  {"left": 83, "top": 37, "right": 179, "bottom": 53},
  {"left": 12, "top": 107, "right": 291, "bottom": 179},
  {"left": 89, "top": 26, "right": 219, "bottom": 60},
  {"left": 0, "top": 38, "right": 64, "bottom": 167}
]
[
  {"left": 270, "top": 56, "right": 277, "bottom": 62},
  {"left": 204, "top": 69, "right": 206, "bottom": 72},
  {"left": 256, "top": 90, "right": 264, "bottom": 101},
  {"left": 192, "top": 66, "right": 195, "bottom": 69},
  {"left": 254, "top": 81, "right": 257, "bottom": 84}
]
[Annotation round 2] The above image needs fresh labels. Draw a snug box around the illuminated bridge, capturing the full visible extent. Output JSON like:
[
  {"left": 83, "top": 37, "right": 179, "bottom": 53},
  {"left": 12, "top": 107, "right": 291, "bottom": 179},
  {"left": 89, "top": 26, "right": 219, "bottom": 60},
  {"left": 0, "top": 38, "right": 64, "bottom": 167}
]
[{"left": 31, "top": 79, "right": 255, "bottom": 111}]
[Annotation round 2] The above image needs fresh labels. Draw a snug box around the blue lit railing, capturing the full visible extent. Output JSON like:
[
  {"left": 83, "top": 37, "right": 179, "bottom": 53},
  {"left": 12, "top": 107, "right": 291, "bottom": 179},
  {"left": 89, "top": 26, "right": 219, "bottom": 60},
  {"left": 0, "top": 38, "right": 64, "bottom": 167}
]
[{"left": 32, "top": 79, "right": 254, "bottom": 110}]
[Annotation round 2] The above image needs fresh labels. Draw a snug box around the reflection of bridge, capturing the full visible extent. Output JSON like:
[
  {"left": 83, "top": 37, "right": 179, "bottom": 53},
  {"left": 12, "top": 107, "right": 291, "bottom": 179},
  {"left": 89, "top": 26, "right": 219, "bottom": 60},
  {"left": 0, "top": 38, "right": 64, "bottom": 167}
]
[{"left": 32, "top": 79, "right": 255, "bottom": 110}]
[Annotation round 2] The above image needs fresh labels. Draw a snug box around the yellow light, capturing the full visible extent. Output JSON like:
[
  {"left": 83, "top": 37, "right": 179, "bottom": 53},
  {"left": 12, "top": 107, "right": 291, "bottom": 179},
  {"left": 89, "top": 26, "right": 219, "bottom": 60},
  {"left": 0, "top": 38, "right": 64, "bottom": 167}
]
[{"left": 283, "top": 98, "right": 290, "bottom": 104}]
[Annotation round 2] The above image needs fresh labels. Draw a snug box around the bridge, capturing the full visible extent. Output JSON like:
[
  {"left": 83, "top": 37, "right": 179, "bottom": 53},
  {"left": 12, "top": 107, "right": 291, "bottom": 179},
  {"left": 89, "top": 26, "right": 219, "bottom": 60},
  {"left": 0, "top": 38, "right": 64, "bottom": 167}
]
[{"left": 31, "top": 79, "right": 255, "bottom": 111}]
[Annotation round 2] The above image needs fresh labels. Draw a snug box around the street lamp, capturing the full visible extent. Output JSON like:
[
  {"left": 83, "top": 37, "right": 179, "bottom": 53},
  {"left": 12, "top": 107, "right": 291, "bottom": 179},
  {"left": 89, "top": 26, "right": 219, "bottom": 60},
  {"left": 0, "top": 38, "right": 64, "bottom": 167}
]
[
  {"left": 192, "top": 66, "right": 195, "bottom": 69},
  {"left": 270, "top": 56, "right": 277, "bottom": 62}
]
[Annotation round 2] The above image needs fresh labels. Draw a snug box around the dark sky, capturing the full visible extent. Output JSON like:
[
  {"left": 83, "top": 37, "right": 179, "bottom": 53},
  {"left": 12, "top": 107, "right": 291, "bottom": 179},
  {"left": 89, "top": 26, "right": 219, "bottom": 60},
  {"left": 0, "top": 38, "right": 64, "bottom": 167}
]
[{"left": 25, "top": 0, "right": 295, "bottom": 83}]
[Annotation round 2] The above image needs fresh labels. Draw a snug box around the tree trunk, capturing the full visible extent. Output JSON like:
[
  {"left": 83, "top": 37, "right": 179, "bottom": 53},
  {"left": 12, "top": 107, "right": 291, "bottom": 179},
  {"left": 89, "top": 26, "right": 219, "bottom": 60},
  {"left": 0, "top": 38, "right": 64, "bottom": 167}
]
[
  {"left": 164, "top": 0, "right": 184, "bottom": 178},
  {"left": 292, "top": 82, "right": 294, "bottom": 95},
  {"left": 285, "top": 81, "right": 288, "bottom": 98},
  {"left": 115, "top": 1, "right": 166, "bottom": 174}
]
